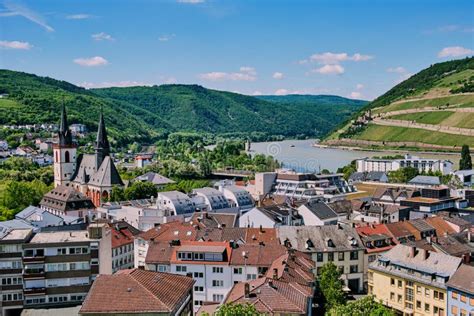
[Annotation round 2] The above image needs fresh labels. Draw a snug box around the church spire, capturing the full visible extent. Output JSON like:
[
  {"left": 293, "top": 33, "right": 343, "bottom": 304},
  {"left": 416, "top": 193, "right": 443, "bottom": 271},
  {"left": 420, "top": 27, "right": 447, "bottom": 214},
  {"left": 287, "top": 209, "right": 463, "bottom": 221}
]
[
  {"left": 58, "top": 101, "right": 73, "bottom": 146},
  {"left": 95, "top": 107, "right": 110, "bottom": 167}
]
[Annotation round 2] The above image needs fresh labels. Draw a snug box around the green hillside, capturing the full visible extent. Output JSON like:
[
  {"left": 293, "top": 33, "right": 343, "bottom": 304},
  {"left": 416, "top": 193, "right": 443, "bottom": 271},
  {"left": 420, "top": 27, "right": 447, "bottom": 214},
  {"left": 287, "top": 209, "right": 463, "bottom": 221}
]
[
  {"left": 325, "top": 57, "right": 474, "bottom": 151},
  {"left": 0, "top": 70, "right": 365, "bottom": 146}
]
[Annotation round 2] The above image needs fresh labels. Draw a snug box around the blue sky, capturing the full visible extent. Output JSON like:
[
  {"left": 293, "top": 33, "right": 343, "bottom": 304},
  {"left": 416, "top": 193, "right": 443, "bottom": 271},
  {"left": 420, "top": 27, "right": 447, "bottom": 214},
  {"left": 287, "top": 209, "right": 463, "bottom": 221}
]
[{"left": 0, "top": 0, "right": 473, "bottom": 100}]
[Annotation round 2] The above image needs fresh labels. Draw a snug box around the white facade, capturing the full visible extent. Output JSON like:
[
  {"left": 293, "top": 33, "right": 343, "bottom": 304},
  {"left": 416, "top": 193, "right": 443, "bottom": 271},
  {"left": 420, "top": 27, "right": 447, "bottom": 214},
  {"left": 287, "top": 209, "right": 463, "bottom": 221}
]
[
  {"left": 53, "top": 144, "right": 77, "bottom": 187},
  {"left": 297, "top": 204, "right": 340, "bottom": 226},
  {"left": 239, "top": 207, "right": 280, "bottom": 228},
  {"left": 216, "top": 182, "right": 254, "bottom": 211},
  {"left": 157, "top": 191, "right": 196, "bottom": 215},
  {"left": 356, "top": 154, "right": 453, "bottom": 175},
  {"left": 112, "top": 243, "right": 134, "bottom": 273}
]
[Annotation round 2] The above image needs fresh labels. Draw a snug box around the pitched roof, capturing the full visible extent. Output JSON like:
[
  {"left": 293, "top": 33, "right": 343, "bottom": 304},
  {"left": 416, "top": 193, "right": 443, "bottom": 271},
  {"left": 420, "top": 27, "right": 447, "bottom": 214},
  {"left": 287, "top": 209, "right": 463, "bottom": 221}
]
[
  {"left": 190, "top": 212, "right": 237, "bottom": 229},
  {"left": 371, "top": 244, "right": 462, "bottom": 278},
  {"left": 265, "top": 251, "right": 315, "bottom": 286},
  {"left": 446, "top": 264, "right": 474, "bottom": 295},
  {"left": 225, "top": 278, "right": 313, "bottom": 315},
  {"left": 300, "top": 200, "right": 338, "bottom": 220},
  {"left": 424, "top": 217, "right": 456, "bottom": 236},
  {"left": 134, "top": 172, "right": 175, "bottom": 186},
  {"left": 385, "top": 221, "right": 416, "bottom": 240},
  {"left": 356, "top": 223, "right": 396, "bottom": 253},
  {"left": 40, "top": 185, "right": 94, "bottom": 212},
  {"left": 80, "top": 269, "right": 194, "bottom": 314},
  {"left": 229, "top": 243, "right": 288, "bottom": 267},
  {"left": 277, "top": 225, "right": 364, "bottom": 252},
  {"left": 409, "top": 175, "right": 441, "bottom": 186},
  {"left": 88, "top": 156, "right": 124, "bottom": 187}
]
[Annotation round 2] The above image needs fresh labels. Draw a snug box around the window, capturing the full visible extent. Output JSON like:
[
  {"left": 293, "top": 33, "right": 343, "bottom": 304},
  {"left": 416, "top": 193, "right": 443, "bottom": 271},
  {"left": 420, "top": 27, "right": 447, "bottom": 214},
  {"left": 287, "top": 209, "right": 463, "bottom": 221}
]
[
  {"left": 425, "top": 288, "right": 430, "bottom": 297},
  {"left": 233, "top": 267, "right": 242, "bottom": 274},
  {"left": 212, "top": 280, "right": 224, "bottom": 287},
  {"left": 316, "top": 252, "right": 323, "bottom": 262},
  {"left": 398, "top": 280, "right": 402, "bottom": 288},
  {"left": 176, "top": 265, "right": 187, "bottom": 272},
  {"left": 416, "top": 285, "right": 421, "bottom": 294},
  {"left": 416, "top": 300, "right": 421, "bottom": 310},
  {"left": 350, "top": 265, "right": 358, "bottom": 273},
  {"left": 247, "top": 274, "right": 257, "bottom": 280},
  {"left": 451, "top": 306, "right": 458, "bottom": 315},
  {"left": 328, "top": 252, "right": 334, "bottom": 262},
  {"left": 460, "top": 309, "right": 467, "bottom": 316},
  {"left": 425, "top": 303, "right": 430, "bottom": 313},
  {"left": 391, "top": 278, "right": 395, "bottom": 286},
  {"left": 338, "top": 266, "right": 344, "bottom": 274},
  {"left": 470, "top": 298, "right": 474, "bottom": 306},
  {"left": 397, "top": 294, "right": 402, "bottom": 303},
  {"left": 212, "top": 294, "right": 224, "bottom": 302},
  {"left": 405, "top": 302, "right": 413, "bottom": 310},
  {"left": 193, "top": 272, "right": 203, "bottom": 278},
  {"left": 338, "top": 252, "right": 344, "bottom": 261},
  {"left": 390, "top": 292, "right": 395, "bottom": 301},
  {"left": 193, "top": 253, "right": 204, "bottom": 260},
  {"left": 158, "top": 265, "right": 167, "bottom": 272},
  {"left": 350, "top": 251, "right": 358, "bottom": 260},
  {"left": 194, "top": 300, "right": 203, "bottom": 306},
  {"left": 460, "top": 294, "right": 467, "bottom": 303},
  {"left": 212, "top": 267, "right": 223, "bottom": 273},
  {"left": 405, "top": 288, "right": 414, "bottom": 302},
  {"left": 194, "top": 286, "right": 204, "bottom": 292}
]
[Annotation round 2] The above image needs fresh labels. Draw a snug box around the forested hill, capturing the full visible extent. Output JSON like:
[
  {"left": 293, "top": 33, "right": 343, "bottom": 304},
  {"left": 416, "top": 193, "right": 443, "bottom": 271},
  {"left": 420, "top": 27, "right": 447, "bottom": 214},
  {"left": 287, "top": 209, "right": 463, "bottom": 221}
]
[{"left": 0, "top": 69, "right": 366, "bottom": 145}]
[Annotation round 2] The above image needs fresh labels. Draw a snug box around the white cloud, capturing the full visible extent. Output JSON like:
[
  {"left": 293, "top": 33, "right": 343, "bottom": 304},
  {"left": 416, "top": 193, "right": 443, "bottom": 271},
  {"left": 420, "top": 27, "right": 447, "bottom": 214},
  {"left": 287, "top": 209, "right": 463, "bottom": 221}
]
[
  {"left": 159, "top": 34, "right": 176, "bottom": 42},
  {"left": 2, "top": 0, "right": 54, "bottom": 32},
  {"left": 274, "top": 89, "right": 289, "bottom": 95},
  {"left": 177, "top": 0, "right": 205, "bottom": 3},
  {"left": 252, "top": 91, "right": 263, "bottom": 96},
  {"left": 387, "top": 66, "right": 407, "bottom": 74},
  {"left": 0, "top": 40, "right": 32, "bottom": 50},
  {"left": 66, "top": 14, "right": 93, "bottom": 20},
  {"left": 80, "top": 81, "right": 151, "bottom": 89},
  {"left": 349, "top": 91, "right": 362, "bottom": 99},
  {"left": 356, "top": 84, "right": 364, "bottom": 90},
  {"left": 73, "top": 56, "right": 109, "bottom": 67},
  {"left": 92, "top": 32, "right": 114, "bottom": 41},
  {"left": 312, "top": 64, "right": 344, "bottom": 75},
  {"left": 438, "top": 46, "right": 474, "bottom": 58},
  {"left": 309, "top": 52, "right": 373, "bottom": 64},
  {"left": 272, "top": 72, "right": 284, "bottom": 79},
  {"left": 199, "top": 67, "right": 257, "bottom": 81}
]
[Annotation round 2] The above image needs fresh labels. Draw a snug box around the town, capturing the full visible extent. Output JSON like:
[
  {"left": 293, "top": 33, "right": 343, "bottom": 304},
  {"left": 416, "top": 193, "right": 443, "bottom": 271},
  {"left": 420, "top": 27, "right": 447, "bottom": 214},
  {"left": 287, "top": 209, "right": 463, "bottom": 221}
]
[{"left": 0, "top": 104, "right": 472, "bottom": 316}]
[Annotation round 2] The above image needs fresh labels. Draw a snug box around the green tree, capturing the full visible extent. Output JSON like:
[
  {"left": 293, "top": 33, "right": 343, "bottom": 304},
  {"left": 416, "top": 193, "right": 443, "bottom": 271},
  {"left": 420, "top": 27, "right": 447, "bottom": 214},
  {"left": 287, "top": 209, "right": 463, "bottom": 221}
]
[
  {"left": 460, "top": 145, "right": 472, "bottom": 170},
  {"left": 318, "top": 262, "right": 346, "bottom": 310},
  {"left": 337, "top": 160, "right": 357, "bottom": 180},
  {"left": 326, "top": 296, "right": 395, "bottom": 316},
  {"left": 124, "top": 181, "right": 158, "bottom": 200},
  {"left": 202, "top": 303, "right": 263, "bottom": 316},
  {"left": 110, "top": 185, "right": 126, "bottom": 202},
  {"left": 388, "top": 167, "right": 419, "bottom": 183},
  {"left": 1, "top": 180, "right": 51, "bottom": 217}
]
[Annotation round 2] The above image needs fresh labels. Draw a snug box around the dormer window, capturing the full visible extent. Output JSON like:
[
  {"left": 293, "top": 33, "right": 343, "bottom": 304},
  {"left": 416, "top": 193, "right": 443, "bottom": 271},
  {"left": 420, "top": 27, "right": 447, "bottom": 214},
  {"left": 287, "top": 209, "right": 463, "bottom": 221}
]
[
  {"left": 327, "top": 239, "right": 334, "bottom": 248},
  {"left": 306, "top": 239, "right": 314, "bottom": 249}
]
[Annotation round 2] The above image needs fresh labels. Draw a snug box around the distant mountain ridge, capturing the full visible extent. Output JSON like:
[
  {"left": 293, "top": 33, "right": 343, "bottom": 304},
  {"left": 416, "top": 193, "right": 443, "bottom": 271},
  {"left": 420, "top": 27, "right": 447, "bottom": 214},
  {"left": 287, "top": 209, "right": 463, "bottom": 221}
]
[{"left": 0, "top": 69, "right": 366, "bottom": 146}]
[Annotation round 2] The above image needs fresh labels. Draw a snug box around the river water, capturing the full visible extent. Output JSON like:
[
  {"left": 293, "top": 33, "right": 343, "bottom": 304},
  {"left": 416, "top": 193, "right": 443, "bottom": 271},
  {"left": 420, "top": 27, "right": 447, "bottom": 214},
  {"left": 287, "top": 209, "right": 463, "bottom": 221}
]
[{"left": 249, "top": 139, "right": 460, "bottom": 172}]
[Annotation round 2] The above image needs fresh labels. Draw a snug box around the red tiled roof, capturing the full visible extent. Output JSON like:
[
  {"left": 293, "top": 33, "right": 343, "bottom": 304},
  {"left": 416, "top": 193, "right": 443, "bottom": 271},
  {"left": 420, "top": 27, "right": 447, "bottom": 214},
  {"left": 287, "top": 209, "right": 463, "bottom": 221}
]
[
  {"left": 225, "top": 278, "right": 313, "bottom": 315},
  {"left": 245, "top": 228, "right": 279, "bottom": 245},
  {"left": 265, "top": 251, "right": 314, "bottom": 286},
  {"left": 230, "top": 244, "right": 287, "bottom": 267},
  {"left": 356, "top": 223, "right": 396, "bottom": 253},
  {"left": 80, "top": 269, "right": 194, "bottom": 314},
  {"left": 424, "top": 216, "right": 456, "bottom": 236},
  {"left": 110, "top": 226, "right": 134, "bottom": 249}
]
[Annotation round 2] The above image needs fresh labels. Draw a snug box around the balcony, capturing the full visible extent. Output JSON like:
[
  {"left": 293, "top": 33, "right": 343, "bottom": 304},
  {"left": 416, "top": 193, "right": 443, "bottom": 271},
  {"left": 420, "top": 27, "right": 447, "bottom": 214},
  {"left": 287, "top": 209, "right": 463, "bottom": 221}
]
[
  {"left": 23, "top": 269, "right": 45, "bottom": 280},
  {"left": 0, "top": 284, "right": 22, "bottom": 291},
  {"left": 23, "top": 256, "right": 45, "bottom": 263},
  {"left": 0, "top": 300, "right": 23, "bottom": 307},
  {"left": 24, "top": 287, "right": 46, "bottom": 295}
]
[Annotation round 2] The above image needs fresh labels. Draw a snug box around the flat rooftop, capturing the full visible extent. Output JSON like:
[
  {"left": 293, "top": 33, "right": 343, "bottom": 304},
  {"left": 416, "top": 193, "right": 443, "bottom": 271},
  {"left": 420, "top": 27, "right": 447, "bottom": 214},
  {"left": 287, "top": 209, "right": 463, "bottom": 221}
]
[
  {"left": 29, "top": 230, "right": 92, "bottom": 244},
  {"left": 1, "top": 228, "right": 32, "bottom": 241}
]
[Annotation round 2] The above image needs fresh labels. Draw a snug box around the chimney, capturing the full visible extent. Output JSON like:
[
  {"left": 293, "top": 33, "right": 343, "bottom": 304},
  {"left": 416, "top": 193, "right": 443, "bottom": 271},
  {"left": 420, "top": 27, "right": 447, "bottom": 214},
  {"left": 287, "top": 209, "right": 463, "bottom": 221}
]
[
  {"left": 259, "top": 225, "right": 263, "bottom": 233},
  {"left": 244, "top": 283, "right": 250, "bottom": 298},
  {"left": 268, "top": 280, "right": 276, "bottom": 289},
  {"left": 273, "top": 268, "right": 278, "bottom": 279}
]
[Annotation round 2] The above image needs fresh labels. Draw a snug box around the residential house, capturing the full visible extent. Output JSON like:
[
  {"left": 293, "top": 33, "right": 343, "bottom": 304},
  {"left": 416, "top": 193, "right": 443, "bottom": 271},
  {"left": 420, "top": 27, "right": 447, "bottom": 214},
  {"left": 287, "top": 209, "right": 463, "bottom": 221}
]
[
  {"left": 372, "top": 187, "right": 420, "bottom": 205},
  {"left": 215, "top": 181, "right": 254, "bottom": 211},
  {"left": 40, "top": 185, "right": 95, "bottom": 218},
  {"left": 239, "top": 205, "right": 302, "bottom": 228},
  {"left": 349, "top": 171, "right": 389, "bottom": 183},
  {"left": 156, "top": 191, "right": 196, "bottom": 215},
  {"left": 368, "top": 244, "right": 462, "bottom": 316},
  {"left": 409, "top": 175, "right": 441, "bottom": 187},
  {"left": 79, "top": 269, "right": 194, "bottom": 315},
  {"left": 446, "top": 264, "right": 474, "bottom": 316},
  {"left": 110, "top": 221, "right": 141, "bottom": 273},
  {"left": 453, "top": 170, "right": 474, "bottom": 187},
  {"left": 385, "top": 221, "right": 417, "bottom": 244},
  {"left": 15, "top": 206, "right": 82, "bottom": 229},
  {"left": 401, "top": 187, "right": 465, "bottom": 214},
  {"left": 277, "top": 225, "right": 366, "bottom": 292},
  {"left": 297, "top": 200, "right": 340, "bottom": 226}
]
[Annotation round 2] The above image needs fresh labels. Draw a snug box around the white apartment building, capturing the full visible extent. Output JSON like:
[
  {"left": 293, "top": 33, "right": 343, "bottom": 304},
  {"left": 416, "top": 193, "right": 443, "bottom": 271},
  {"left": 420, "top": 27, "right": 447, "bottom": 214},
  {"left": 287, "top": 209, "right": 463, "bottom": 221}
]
[
  {"left": 0, "top": 226, "right": 33, "bottom": 315},
  {"left": 144, "top": 240, "right": 291, "bottom": 312},
  {"left": 156, "top": 190, "right": 196, "bottom": 215},
  {"left": 356, "top": 154, "right": 453, "bottom": 175}
]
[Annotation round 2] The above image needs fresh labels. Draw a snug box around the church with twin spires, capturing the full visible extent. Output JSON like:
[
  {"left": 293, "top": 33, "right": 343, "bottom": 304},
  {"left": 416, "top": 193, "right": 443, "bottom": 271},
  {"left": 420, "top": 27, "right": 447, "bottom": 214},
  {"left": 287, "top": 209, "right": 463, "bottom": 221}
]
[{"left": 53, "top": 104, "right": 124, "bottom": 206}]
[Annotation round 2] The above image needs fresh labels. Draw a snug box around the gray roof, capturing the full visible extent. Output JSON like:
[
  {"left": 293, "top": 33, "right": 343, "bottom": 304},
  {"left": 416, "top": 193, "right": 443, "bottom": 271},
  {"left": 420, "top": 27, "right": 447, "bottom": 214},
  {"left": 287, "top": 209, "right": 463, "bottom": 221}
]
[
  {"left": 349, "top": 171, "right": 387, "bottom": 182},
  {"left": 446, "top": 264, "right": 474, "bottom": 295},
  {"left": 371, "top": 244, "right": 462, "bottom": 278},
  {"left": 72, "top": 154, "right": 123, "bottom": 188},
  {"left": 134, "top": 172, "right": 175, "bottom": 186},
  {"left": 409, "top": 218, "right": 435, "bottom": 233},
  {"left": 277, "top": 225, "right": 364, "bottom": 252},
  {"left": 15, "top": 206, "right": 46, "bottom": 220},
  {"left": 40, "top": 185, "right": 95, "bottom": 212},
  {"left": 300, "top": 200, "right": 338, "bottom": 220},
  {"left": 409, "top": 175, "right": 441, "bottom": 186}
]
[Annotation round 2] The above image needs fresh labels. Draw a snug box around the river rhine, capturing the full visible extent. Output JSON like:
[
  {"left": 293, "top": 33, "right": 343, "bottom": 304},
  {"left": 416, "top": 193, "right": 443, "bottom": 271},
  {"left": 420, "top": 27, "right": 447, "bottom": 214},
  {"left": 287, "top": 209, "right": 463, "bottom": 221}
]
[{"left": 250, "top": 139, "right": 460, "bottom": 172}]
